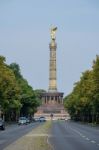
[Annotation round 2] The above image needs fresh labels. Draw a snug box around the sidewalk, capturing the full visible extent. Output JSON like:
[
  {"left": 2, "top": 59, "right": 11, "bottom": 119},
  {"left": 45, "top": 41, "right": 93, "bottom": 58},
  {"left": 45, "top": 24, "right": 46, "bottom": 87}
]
[{"left": 4, "top": 121, "right": 52, "bottom": 150}]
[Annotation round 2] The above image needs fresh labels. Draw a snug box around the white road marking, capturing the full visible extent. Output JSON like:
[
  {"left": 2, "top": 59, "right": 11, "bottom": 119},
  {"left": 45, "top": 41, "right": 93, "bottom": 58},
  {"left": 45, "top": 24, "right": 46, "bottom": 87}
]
[
  {"left": 68, "top": 125, "right": 98, "bottom": 146},
  {"left": 82, "top": 135, "right": 86, "bottom": 138},
  {"left": 91, "top": 140, "right": 96, "bottom": 144},
  {"left": 86, "top": 138, "right": 90, "bottom": 141}
]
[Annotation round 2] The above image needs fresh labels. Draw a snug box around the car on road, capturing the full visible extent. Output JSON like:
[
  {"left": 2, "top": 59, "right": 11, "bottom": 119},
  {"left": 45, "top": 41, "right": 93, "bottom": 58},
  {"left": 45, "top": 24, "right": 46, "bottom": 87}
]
[
  {"left": 26, "top": 118, "right": 31, "bottom": 124},
  {"left": 65, "top": 116, "right": 71, "bottom": 121},
  {"left": 18, "top": 117, "right": 27, "bottom": 125},
  {"left": 0, "top": 118, "right": 5, "bottom": 130},
  {"left": 39, "top": 116, "right": 46, "bottom": 122},
  {"left": 33, "top": 117, "right": 40, "bottom": 122}
]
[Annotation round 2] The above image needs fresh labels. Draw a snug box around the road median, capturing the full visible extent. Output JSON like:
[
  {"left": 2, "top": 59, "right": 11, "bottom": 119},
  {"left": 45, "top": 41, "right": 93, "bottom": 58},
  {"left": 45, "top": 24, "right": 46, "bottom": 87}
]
[{"left": 4, "top": 121, "right": 52, "bottom": 150}]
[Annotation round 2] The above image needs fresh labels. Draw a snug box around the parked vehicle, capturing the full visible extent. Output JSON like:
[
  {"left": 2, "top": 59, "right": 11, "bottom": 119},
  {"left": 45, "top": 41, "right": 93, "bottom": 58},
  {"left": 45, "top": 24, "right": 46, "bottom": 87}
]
[
  {"left": 18, "top": 117, "right": 27, "bottom": 125},
  {"left": 34, "top": 117, "right": 40, "bottom": 122},
  {"left": 39, "top": 116, "right": 46, "bottom": 122},
  {"left": 0, "top": 118, "right": 5, "bottom": 130},
  {"left": 26, "top": 118, "right": 31, "bottom": 124}
]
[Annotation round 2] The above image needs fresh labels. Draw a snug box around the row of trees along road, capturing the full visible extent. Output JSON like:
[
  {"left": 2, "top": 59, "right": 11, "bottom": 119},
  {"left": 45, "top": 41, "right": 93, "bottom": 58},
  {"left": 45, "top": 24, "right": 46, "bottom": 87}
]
[
  {"left": 0, "top": 55, "right": 42, "bottom": 122},
  {"left": 64, "top": 55, "right": 99, "bottom": 124}
]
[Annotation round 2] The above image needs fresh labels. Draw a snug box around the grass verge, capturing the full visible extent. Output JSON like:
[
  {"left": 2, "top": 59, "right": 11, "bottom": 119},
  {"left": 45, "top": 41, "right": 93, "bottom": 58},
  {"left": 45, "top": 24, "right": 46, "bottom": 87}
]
[{"left": 4, "top": 121, "right": 52, "bottom": 150}]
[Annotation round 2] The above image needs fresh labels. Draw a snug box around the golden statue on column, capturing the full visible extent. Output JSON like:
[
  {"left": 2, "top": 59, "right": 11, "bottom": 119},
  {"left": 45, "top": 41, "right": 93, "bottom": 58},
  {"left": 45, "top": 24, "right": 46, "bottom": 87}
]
[{"left": 50, "top": 27, "right": 57, "bottom": 40}]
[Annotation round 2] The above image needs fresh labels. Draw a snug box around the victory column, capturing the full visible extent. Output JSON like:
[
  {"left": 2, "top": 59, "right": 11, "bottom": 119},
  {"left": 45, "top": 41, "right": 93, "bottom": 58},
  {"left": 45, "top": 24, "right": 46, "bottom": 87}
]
[
  {"left": 34, "top": 27, "right": 68, "bottom": 120},
  {"left": 49, "top": 27, "right": 57, "bottom": 92}
]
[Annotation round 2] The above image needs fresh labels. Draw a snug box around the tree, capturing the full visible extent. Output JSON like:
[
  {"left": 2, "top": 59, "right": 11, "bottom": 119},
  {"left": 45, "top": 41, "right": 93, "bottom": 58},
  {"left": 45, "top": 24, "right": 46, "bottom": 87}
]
[
  {"left": 0, "top": 56, "right": 21, "bottom": 121},
  {"left": 9, "top": 63, "right": 40, "bottom": 117},
  {"left": 64, "top": 55, "right": 99, "bottom": 124},
  {"left": 64, "top": 70, "right": 94, "bottom": 122},
  {"left": 92, "top": 55, "right": 99, "bottom": 123}
]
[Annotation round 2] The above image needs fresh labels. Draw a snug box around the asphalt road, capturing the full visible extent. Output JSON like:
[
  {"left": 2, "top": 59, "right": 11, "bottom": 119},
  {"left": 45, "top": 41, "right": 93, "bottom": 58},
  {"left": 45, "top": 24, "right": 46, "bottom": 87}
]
[
  {"left": 0, "top": 120, "right": 99, "bottom": 150},
  {"left": 0, "top": 122, "right": 39, "bottom": 150},
  {"left": 49, "top": 120, "right": 99, "bottom": 150}
]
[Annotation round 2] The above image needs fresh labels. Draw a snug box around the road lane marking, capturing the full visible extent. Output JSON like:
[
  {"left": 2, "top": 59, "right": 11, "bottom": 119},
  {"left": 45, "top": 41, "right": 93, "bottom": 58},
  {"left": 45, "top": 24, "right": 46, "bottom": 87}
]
[
  {"left": 68, "top": 126, "right": 99, "bottom": 147},
  {"left": 64, "top": 122, "right": 99, "bottom": 148},
  {"left": 91, "top": 140, "right": 96, "bottom": 144},
  {"left": 69, "top": 127, "right": 86, "bottom": 138},
  {"left": 82, "top": 135, "right": 86, "bottom": 138},
  {"left": 86, "top": 138, "right": 90, "bottom": 141}
]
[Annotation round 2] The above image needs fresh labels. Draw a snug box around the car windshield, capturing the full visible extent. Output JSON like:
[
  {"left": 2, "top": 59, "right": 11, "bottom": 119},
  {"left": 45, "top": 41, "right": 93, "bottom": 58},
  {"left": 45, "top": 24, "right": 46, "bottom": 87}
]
[{"left": 19, "top": 117, "right": 26, "bottom": 120}]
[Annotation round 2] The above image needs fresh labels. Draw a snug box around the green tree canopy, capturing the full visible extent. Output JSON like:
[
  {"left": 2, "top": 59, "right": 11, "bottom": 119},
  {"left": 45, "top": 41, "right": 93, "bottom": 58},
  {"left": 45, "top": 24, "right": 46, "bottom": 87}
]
[{"left": 64, "top": 55, "right": 99, "bottom": 124}]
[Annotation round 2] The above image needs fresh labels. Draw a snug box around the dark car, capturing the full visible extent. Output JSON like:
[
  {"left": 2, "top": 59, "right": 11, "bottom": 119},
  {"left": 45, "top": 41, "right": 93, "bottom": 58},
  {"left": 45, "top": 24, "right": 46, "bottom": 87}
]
[{"left": 0, "top": 118, "right": 5, "bottom": 130}]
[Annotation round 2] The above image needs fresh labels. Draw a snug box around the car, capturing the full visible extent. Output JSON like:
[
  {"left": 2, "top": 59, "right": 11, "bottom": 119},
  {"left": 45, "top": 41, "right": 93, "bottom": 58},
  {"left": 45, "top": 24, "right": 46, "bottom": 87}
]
[
  {"left": 0, "top": 118, "right": 5, "bottom": 130},
  {"left": 39, "top": 116, "right": 46, "bottom": 122},
  {"left": 26, "top": 118, "right": 31, "bottom": 124},
  {"left": 18, "top": 117, "right": 27, "bottom": 125},
  {"left": 31, "top": 117, "right": 37, "bottom": 122},
  {"left": 65, "top": 116, "right": 71, "bottom": 121},
  {"left": 33, "top": 117, "right": 40, "bottom": 122}
]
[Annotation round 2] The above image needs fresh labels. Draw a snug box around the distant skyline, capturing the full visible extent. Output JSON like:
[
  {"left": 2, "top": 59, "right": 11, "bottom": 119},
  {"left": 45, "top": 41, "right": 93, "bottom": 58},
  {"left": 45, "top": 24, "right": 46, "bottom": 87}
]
[{"left": 0, "top": 0, "right": 99, "bottom": 95}]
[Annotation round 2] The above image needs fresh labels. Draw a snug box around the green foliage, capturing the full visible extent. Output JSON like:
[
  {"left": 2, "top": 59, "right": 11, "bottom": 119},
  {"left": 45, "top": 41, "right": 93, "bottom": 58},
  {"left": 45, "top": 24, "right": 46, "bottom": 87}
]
[
  {"left": 34, "top": 89, "right": 46, "bottom": 105},
  {"left": 0, "top": 56, "right": 40, "bottom": 121},
  {"left": 9, "top": 63, "right": 40, "bottom": 117},
  {"left": 64, "top": 55, "right": 99, "bottom": 124}
]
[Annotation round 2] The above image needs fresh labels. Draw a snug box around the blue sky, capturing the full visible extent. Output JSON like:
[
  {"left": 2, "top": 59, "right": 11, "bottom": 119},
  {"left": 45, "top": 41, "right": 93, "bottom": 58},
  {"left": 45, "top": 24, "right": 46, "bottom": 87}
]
[{"left": 0, "top": 0, "right": 99, "bottom": 95}]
